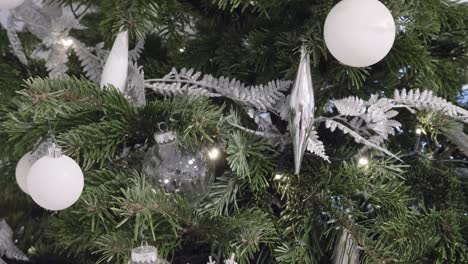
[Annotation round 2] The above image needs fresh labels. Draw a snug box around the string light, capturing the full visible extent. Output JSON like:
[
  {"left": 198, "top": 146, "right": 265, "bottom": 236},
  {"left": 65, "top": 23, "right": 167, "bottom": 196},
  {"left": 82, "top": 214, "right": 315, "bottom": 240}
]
[
  {"left": 415, "top": 128, "right": 422, "bottom": 135},
  {"left": 208, "top": 147, "right": 220, "bottom": 160},
  {"left": 60, "top": 37, "right": 74, "bottom": 47},
  {"left": 179, "top": 47, "right": 185, "bottom": 53},
  {"left": 358, "top": 157, "right": 369, "bottom": 166},
  {"left": 274, "top": 174, "right": 283, "bottom": 180}
]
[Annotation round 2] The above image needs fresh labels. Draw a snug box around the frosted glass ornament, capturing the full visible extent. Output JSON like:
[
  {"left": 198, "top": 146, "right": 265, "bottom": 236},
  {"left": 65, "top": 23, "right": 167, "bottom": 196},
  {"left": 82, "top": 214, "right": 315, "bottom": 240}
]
[
  {"left": 324, "top": 0, "right": 396, "bottom": 67},
  {"left": 27, "top": 146, "right": 84, "bottom": 211},
  {"left": 100, "top": 30, "right": 128, "bottom": 93},
  {"left": 0, "top": 0, "right": 24, "bottom": 10},
  {"left": 142, "top": 132, "right": 214, "bottom": 204}
]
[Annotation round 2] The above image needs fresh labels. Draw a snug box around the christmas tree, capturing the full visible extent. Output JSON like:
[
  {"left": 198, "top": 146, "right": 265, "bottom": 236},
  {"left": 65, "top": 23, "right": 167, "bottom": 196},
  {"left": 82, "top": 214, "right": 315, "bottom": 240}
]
[{"left": 0, "top": 0, "right": 467, "bottom": 263}]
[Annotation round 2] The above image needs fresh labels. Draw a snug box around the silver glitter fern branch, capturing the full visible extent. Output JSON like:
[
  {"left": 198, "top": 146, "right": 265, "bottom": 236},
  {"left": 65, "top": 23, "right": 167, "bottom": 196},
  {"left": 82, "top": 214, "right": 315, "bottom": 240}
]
[
  {"left": 393, "top": 89, "right": 468, "bottom": 122},
  {"left": 72, "top": 40, "right": 105, "bottom": 82},
  {"left": 129, "top": 40, "right": 145, "bottom": 63},
  {"left": 307, "top": 129, "right": 329, "bottom": 161},
  {"left": 332, "top": 95, "right": 401, "bottom": 141},
  {"left": 324, "top": 119, "right": 400, "bottom": 160},
  {"left": 145, "top": 68, "right": 291, "bottom": 111},
  {"left": 333, "top": 96, "right": 366, "bottom": 117},
  {"left": 329, "top": 94, "right": 402, "bottom": 157},
  {"left": 323, "top": 89, "right": 468, "bottom": 159},
  {"left": 0, "top": 220, "right": 29, "bottom": 263}
]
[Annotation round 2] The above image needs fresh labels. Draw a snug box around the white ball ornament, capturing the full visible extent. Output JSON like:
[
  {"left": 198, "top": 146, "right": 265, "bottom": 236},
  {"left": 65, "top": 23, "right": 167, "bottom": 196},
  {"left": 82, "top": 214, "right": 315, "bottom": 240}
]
[
  {"left": 15, "top": 142, "right": 49, "bottom": 194},
  {"left": 324, "top": 0, "right": 396, "bottom": 67},
  {"left": 27, "top": 146, "right": 84, "bottom": 211},
  {"left": 0, "top": 0, "right": 24, "bottom": 10},
  {"left": 15, "top": 152, "right": 34, "bottom": 194}
]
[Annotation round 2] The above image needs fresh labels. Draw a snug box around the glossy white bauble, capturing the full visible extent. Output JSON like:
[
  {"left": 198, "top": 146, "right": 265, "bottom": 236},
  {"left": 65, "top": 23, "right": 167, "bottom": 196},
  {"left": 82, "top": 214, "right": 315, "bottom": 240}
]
[
  {"left": 27, "top": 155, "right": 84, "bottom": 211},
  {"left": 324, "top": 0, "right": 396, "bottom": 67},
  {"left": 0, "top": 0, "right": 24, "bottom": 10},
  {"left": 15, "top": 152, "right": 34, "bottom": 194}
]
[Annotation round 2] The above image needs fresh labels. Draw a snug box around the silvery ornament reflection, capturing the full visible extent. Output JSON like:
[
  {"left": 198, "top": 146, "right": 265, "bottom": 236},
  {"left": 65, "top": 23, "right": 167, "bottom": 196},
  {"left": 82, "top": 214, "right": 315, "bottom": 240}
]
[
  {"left": 142, "top": 132, "right": 214, "bottom": 204},
  {"left": 289, "top": 47, "right": 315, "bottom": 174}
]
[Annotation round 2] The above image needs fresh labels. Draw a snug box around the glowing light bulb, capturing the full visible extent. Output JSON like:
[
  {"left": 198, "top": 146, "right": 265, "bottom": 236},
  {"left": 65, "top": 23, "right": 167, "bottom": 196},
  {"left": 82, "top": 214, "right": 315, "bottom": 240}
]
[
  {"left": 415, "top": 128, "right": 422, "bottom": 135},
  {"left": 179, "top": 47, "right": 185, "bottom": 53},
  {"left": 208, "top": 147, "right": 220, "bottom": 160},
  {"left": 274, "top": 174, "right": 283, "bottom": 180},
  {"left": 60, "top": 37, "right": 74, "bottom": 47},
  {"left": 163, "top": 179, "right": 169, "bottom": 184},
  {"left": 358, "top": 157, "right": 369, "bottom": 166}
]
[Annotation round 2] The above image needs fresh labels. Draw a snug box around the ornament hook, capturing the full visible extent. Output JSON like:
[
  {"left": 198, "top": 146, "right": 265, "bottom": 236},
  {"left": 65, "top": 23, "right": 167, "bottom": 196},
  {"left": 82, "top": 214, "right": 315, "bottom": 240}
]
[
  {"left": 157, "top": 122, "right": 168, "bottom": 132},
  {"left": 46, "top": 117, "right": 58, "bottom": 144},
  {"left": 47, "top": 143, "right": 62, "bottom": 158}
]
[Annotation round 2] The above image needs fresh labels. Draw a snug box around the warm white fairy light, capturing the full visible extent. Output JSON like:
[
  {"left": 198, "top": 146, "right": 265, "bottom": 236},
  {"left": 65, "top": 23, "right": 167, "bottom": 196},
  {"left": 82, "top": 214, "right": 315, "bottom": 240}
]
[
  {"left": 274, "top": 174, "right": 283, "bottom": 180},
  {"left": 208, "top": 147, "right": 220, "bottom": 160},
  {"left": 415, "top": 128, "right": 422, "bottom": 135},
  {"left": 60, "top": 37, "right": 74, "bottom": 47},
  {"left": 179, "top": 47, "right": 185, "bottom": 53},
  {"left": 225, "top": 253, "right": 237, "bottom": 264},
  {"left": 207, "top": 256, "right": 216, "bottom": 264},
  {"left": 358, "top": 157, "right": 369, "bottom": 166}
]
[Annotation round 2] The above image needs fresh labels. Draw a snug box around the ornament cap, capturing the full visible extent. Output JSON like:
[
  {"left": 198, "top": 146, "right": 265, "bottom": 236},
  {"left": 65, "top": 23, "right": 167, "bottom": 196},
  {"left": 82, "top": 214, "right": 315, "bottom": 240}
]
[
  {"left": 154, "top": 131, "right": 176, "bottom": 144},
  {"left": 131, "top": 244, "right": 158, "bottom": 264},
  {"left": 47, "top": 143, "right": 62, "bottom": 158}
]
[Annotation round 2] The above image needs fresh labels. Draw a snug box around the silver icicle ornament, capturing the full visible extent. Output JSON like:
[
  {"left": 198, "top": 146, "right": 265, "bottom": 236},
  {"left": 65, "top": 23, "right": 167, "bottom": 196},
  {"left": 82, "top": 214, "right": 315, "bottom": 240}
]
[
  {"left": 332, "top": 230, "right": 359, "bottom": 264},
  {"left": 289, "top": 47, "right": 315, "bottom": 174}
]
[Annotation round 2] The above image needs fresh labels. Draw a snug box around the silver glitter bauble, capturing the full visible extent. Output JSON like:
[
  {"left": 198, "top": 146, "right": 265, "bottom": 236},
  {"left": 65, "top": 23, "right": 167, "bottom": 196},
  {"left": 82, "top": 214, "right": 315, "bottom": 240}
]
[{"left": 142, "top": 132, "right": 214, "bottom": 204}]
